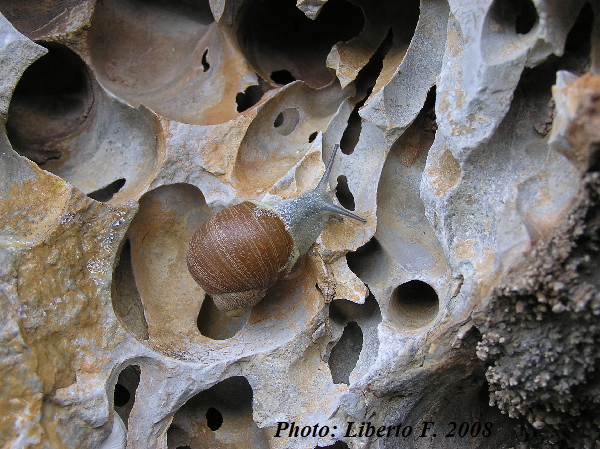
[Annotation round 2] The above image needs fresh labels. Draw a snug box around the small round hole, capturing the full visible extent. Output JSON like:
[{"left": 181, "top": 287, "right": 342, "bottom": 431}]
[
  {"left": 273, "top": 107, "right": 300, "bottom": 136},
  {"left": 308, "top": 131, "right": 318, "bottom": 143},
  {"left": 206, "top": 407, "right": 223, "bottom": 431},
  {"left": 390, "top": 280, "right": 439, "bottom": 328},
  {"left": 114, "top": 383, "right": 131, "bottom": 407},
  {"left": 274, "top": 113, "right": 284, "bottom": 128}
]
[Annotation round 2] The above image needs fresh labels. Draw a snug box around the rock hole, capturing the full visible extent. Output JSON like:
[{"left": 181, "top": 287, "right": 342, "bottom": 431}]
[
  {"left": 88, "top": 179, "right": 126, "bottom": 202},
  {"left": 169, "top": 377, "right": 267, "bottom": 447},
  {"left": 273, "top": 107, "right": 300, "bottom": 136},
  {"left": 353, "top": 28, "right": 395, "bottom": 101},
  {"left": 422, "top": 86, "right": 438, "bottom": 134},
  {"left": 273, "top": 113, "right": 284, "bottom": 128},
  {"left": 236, "top": 84, "right": 265, "bottom": 112},
  {"left": 206, "top": 407, "right": 223, "bottom": 431},
  {"left": 327, "top": 296, "right": 382, "bottom": 381},
  {"left": 390, "top": 280, "right": 439, "bottom": 329},
  {"left": 113, "top": 384, "right": 130, "bottom": 407},
  {"left": 392, "top": 85, "right": 437, "bottom": 167},
  {"left": 330, "top": 294, "right": 381, "bottom": 323},
  {"left": 328, "top": 321, "right": 363, "bottom": 384},
  {"left": 197, "top": 295, "right": 249, "bottom": 340},
  {"left": 335, "top": 175, "right": 356, "bottom": 211},
  {"left": 339, "top": 29, "right": 394, "bottom": 155},
  {"left": 308, "top": 131, "right": 318, "bottom": 143},
  {"left": 238, "top": 0, "right": 365, "bottom": 88},
  {"left": 89, "top": 0, "right": 217, "bottom": 124},
  {"left": 563, "top": 2, "right": 594, "bottom": 73},
  {"left": 489, "top": 0, "right": 538, "bottom": 36},
  {"left": 201, "top": 48, "right": 210, "bottom": 72},
  {"left": 513, "top": 0, "right": 538, "bottom": 34},
  {"left": 112, "top": 240, "right": 149, "bottom": 341},
  {"left": 166, "top": 425, "right": 191, "bottom": 449},
  {"left": 339, "top": 104, "right": 362, "bottom": 155},
  {"left": 346, "top": 237, "right": 384, "bottom": 279},
  {"left": 113, "top": 364, "right": 141, "bottom": 429},
  {"left": 6, "top": 42, "right": 93, "bottom": 166},
  {"left": 316, "top": 442, "right": 349, "bottom": 449},
  {"left": 270, "top": 69, "right": 296, "bottom": 85},
  {"left": 127, "top": 184, "right": 212, "bottom": 347}
]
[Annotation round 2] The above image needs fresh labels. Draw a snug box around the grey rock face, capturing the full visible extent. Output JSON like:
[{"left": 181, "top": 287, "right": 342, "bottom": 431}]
[{"left": 0, "top": 1, "right": 599, "bottom": 448}]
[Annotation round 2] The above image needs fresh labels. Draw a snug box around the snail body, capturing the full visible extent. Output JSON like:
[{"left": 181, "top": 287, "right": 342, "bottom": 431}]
[{"left": 187, "top": 145, "right": 365, "bottom": 317}]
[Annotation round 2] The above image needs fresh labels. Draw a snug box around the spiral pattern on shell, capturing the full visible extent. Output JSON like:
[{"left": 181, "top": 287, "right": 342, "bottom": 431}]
[{"left": 187, "top": 201, "right": 295, "bottom": 305}]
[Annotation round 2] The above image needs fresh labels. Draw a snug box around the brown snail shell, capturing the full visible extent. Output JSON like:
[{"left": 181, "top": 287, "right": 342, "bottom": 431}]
[
  {"left": 187, "top": 201, "right": 295, "bottom": 315},
  {"left": 187, "top": 145, "right": 365, "bottom": 317}
]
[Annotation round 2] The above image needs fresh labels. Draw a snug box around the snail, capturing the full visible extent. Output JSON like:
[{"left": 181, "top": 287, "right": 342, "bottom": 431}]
[{"left": 187, "top": 144, "right": 365, "bottom": 317}]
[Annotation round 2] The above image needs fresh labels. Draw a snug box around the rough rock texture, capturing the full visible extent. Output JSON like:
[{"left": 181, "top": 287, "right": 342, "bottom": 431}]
[
  {"left": 0, "top": 0, "right": 599, "bottom": 448},
  {"left": 474, "top": 73, "right": 600, "bottom": 448}
]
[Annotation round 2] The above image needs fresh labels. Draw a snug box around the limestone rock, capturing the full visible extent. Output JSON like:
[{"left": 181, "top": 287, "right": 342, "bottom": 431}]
[{"left": 0, "top": 1, "right": 599, "bottom": 448}]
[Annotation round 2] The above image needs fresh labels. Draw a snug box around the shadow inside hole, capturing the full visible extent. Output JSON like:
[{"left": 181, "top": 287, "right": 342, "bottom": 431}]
[
  {"left": 236, "top": 84, "right": 265, "bottom": 112},
  {"left": 112, "top": 240, "right": 149, "bottom": 341},
  {"left": 270, "top": 69, "right": 296, "bottom": 85},
  {"left": 113, "top": 364, "right": 141, "bottom": 428},
  {"left": 6, "top": 42, "right": 93, "bottom": 166},
  {"left": 562, "top": 2, "right": 594, "bottom": 74},
  {"left": 238, "top": 0, "right": 364, "bottom": 88},
  {"left": 489, "top": 0, "right": 538, "bottom": 35},
  {"left": 328, "top": 321, "right": 363, "bottom": 384},
  {"left": 206, "top": 407, "right": 223, "bottom": 431},
  {"left": 339, "top": 29, "right": 394, "bottom": 155},
  {"left": 339, "top": 102, "right": 362, "bottom": 155},
  {"left": 389, "top": 280, "right": 439, "bottom": 329},
  {"left": 273, "top": 107, "right": 300, "bottom": 136},
  {"left": 354, "top": 28, "right": 394, "bottom": 97},
  {"left": 346, "top": 237, "right": 384, "bottom": 279},
  {"left": 114, "top": 384, "right": 130, "bottom": 407},
  {"left": 335, "top": 175, "right": 356, "bottom": 211},
  {"left": 168, "top": 376, "right": 268, "bottom": 448},
  {"left": 308, "top": 131, "right": 318, "bottom": 143},
  {"left": 88, "top": 178, "right": 126, "bottom": 202},
  {"left": 197, "top": 295, "right": 250, "bottom": 340},
  {"left": 167, "top": 425, "right": 191, "bottom": 449},
  {"left": 316, "top": 442, "right": 350, "bottom": 449},
  {"left": 330, "top": 293, "right": 381, "bottom": 323},
  {"left": 201, "top": 49, "right": 210, "bottom": 72},
  {"left": 390, "top": 85, "right": 437, "bottom": 168}
]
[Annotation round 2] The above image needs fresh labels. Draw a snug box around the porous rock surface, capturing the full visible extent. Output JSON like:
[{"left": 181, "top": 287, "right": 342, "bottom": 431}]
[{"left": 0, "top": 0, "right": 599, "bottom": 448}]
